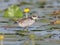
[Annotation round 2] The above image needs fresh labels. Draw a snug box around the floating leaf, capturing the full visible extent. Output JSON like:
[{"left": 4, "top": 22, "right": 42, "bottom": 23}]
[
  {"left": 54, "top": 20, "right": 60, "bottom": 24},
  {"left": 3, "top": 5, "right": 23, "bottom": 19}
]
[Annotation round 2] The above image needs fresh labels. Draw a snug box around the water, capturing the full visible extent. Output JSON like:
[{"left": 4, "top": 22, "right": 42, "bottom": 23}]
[{"left": 0, "top": 0, "right": 60, "bottom": 45}]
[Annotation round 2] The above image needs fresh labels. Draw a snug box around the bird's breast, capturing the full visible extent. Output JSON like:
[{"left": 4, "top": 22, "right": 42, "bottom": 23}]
[{"left": 18, "top": 20, "right": 35, "bottom": 27}]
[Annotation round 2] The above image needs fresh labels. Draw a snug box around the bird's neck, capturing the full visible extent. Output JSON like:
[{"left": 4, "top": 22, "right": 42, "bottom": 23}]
[{"left": 29, "top": 17, "right": 35, "bottom": 20}]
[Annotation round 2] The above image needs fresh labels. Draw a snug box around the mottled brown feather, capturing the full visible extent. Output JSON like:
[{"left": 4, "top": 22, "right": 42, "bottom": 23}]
[{"left": 17, "top": 17, "right": 33, "bottom": 23}]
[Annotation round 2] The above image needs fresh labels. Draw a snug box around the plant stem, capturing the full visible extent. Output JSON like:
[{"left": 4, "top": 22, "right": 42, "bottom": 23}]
[{"left": 26, "top": 13, "right": 28, "bottom": 18}]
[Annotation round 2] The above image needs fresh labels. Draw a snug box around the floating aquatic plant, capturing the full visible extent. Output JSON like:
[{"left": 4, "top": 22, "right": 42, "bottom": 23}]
[
  {"left": 3, "top": 5, "right": 23, "bottom": 21},
  {"left": 19, "top": 2, "right": 33, "bottom": 6},
  {"left": 39, "top": 19, "right": 50, "bottom": 23},
  {"left": 36, "top": 1, "right": 46, "bottom": 8},
  {"left": 54, "top": 20, "right": 60, "bottom": 24}
]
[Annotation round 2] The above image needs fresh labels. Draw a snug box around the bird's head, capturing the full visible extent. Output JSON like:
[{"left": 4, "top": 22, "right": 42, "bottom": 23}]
[{"left": 32, "top": 15, "right": 40, "bottom": 20}]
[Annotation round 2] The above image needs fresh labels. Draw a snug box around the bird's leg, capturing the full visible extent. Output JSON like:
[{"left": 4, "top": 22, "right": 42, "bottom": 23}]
[
  {"left": 23, "top": 26, "right": 29, "bottom": 32},
  {"left": 23, "top": 27, "right": 25, "bottom": 31}
]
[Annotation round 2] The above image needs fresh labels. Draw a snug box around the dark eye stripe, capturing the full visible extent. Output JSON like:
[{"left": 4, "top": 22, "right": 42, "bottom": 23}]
[{"left": 33, "top": 16, "right": 36, "bottom": 17}]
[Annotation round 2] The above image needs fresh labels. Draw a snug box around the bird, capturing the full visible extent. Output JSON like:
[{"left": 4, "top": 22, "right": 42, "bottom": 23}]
[{"left": 15, "top": 15, "right": 39, "bottom": 31}]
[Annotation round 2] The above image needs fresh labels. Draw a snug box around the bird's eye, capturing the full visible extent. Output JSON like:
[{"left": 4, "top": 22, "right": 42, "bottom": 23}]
[{"left": 32, "top": 15, "right": 36, "bottom": 17}]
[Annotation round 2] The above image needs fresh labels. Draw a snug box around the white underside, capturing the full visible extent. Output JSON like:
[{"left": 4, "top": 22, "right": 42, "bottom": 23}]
[{"left": 18, "top": 20, "right": 35, "bottom": 27}]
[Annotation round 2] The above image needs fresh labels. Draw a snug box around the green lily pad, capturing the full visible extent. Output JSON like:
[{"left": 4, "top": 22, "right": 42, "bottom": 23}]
[{"left": 3, "top": 5, "right": 23, "bottom": 19}]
